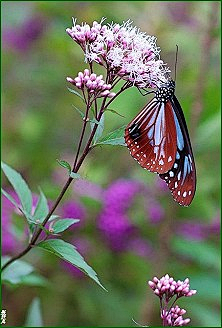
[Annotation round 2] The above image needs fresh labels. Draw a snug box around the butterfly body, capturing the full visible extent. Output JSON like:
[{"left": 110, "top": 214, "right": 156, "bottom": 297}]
[{"left": 125, "top": 80, "right": 196, "bottom": 206}]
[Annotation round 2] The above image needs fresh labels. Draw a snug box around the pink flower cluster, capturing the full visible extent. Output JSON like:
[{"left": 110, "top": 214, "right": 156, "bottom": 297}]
[
  {"left": 66, "top": 18, "right": 170, "bottom": 88},
  {"left": 148, "top": 274, "right": 196, "bottom": 326},
  {"left": 148, "top": 274, "right": 197, "bottom": 301},
  {"left": 161, "top": 306, "right": 190, "bottom": 326},
  {"left": 67, "top": 69, "right": 115, "bottom": 98}
]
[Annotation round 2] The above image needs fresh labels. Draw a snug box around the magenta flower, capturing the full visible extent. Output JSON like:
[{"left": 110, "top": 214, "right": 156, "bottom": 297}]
[
  {"left": 126, "top": 237, "right": 154, "bottom": 258},
  {"left": 98, "top": 211, "right": 135, "bottom": 252},
  {"left": 2, "top": 15, "right": 45, "bottom": 52},
  {"left": 66, "top": 18, "right": 170, "bottom": 88},
  {"left": 60, "top": 200, "right": 86, "bottom": 229},
  {"left": 177, "top": 215, "right": 220, "bottom": 241},
  {"left": 102, "top": 179, "right": 141, "bottom": 212},
  {"left": 97, "top": 179, "right": 141, "bottom": 252},
  {"left": 73, "top": 179, "right": 103, "bottom": 201},
  {"left": 147, "top": 201, "right": 165, "bottom": 224}
]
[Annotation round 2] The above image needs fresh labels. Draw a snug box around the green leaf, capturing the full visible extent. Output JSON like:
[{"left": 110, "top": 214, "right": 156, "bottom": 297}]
[
  {"left": 1, "top": 161, "right": 32, "bottom": 215},
  {"left": 33, "top": 189, "right": 49, "bottom": 223},
  {"left": 25, "top": 297, "right": 43, "bottom": 327},
  {"left": 104, "top": 108, "right": 125, "bottom": 118},
  {"left": 37, "top": 239, "right": 106, "bottom": 291},
  {"left": 70, "top": 172, "right": 81, "bottom": 179},
  {"left": 48, "top": 215, "right": 60, "bottom": 222},
  {"left": 94, "top": 125, "right": 126, "bottom": 146},
  {"left": 196, "top": 110, "right": 220, "bottom": 152},
  {"left": 171, "top": 237, "right": 221, "bottom": 271},
  {"left": 56, "top": 159, "right": 72, "bottom": 174},
  {"left": 1, "top": 188, "right": 20, "bottom": 208},
  {"left": 20, "top": 273, "right": 49, "bottom": 287},
  {"left": 72, "top": 105, "right": 85, "bottom": 119},
  {"left": 2, "top": 257, "right": 34, "bottom": 284},
  {"left": 67, "top": 87, "right": 84, "bottom": 101},
  {"left": 190, "top": 273, "right": 220, "bottom": 302},
  {"left": 91, "top": 113, "right": 105, "bottom": 144},
  {"left": 52, "top": 218, "right": 80, "bottom": 233}
]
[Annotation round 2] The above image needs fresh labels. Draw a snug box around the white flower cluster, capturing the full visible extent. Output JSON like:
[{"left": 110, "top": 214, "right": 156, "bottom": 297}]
[{"left": 66, "top": 18, "right": 170, "bottom": 88}]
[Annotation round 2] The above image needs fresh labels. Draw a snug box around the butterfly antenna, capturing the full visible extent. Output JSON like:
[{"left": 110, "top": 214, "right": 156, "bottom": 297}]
[{"left": 174, "top": 45, "right": 179, "bottom": 82}]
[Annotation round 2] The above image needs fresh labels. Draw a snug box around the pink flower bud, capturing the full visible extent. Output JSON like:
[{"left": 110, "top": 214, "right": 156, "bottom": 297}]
[
  {"left": 84, "top": 69, "right": 90, "bottom": 76},
  {"left": 78, "top": 72, "right": 84, "bottom": 79},
  {"left": 154, "top": 289, "right": 160, "bottom": 295},
  {"left": 108, "top": 92, "right": 116, "bottom": 98},
  {"left": 183, "top": 318, "right": 191, "bottom": 324},
  {"left": 90, "top": 73, "right": 97, "bottom": 81},
  {"left": 100, "top": 90, "right": 110, "bottom": 96},
  {"left": 98, "top": 81, "right": 105, "bottom": 88},
  {"left": 74, "top": 77, "right": 82, "bottom": 83},
  {"left": 96, "top": 75, "right": 103, "bottom": 81},
  {"left": 148, "top": 281, "right": 155, "bottom": 288},
  {"left": 86, "top": 80, "right": 93, "bottom": 89},
  {"left": 66, "top": 77, "right": 75, "bottom": 84}
]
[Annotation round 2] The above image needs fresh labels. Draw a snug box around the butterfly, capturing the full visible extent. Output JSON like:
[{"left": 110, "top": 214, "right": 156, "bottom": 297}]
[{"left": 124, "top": 80, "right": 196, "bottom": 206}]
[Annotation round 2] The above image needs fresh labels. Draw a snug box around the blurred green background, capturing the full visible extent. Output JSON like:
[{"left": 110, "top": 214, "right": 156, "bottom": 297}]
[{"left": 2, "top": 1, "right": 221, "bottom": 327}]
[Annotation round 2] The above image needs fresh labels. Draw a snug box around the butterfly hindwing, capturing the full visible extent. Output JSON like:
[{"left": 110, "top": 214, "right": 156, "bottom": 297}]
[
  {"left": 125, "top": 98, "right": 177, "bottom": 174},
  {"left": 159, "top": 95, "right": 196, "bottom": 206}
]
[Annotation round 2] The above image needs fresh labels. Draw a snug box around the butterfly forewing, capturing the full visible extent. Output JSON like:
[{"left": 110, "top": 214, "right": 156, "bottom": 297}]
[
  {"left": 125, "top": 98, "right": 177, "bottom": 174},
  {"left": 125, "top": 81, "right": 196, "bottom": 206}
]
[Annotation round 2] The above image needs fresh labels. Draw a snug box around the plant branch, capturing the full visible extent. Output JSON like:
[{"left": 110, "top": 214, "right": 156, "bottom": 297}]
[
  {"left": 1, "top": 81, "right": 130, "bottom": 272},
  {"left": 2, "top": 104, "right": 102, "bottom": 271}
]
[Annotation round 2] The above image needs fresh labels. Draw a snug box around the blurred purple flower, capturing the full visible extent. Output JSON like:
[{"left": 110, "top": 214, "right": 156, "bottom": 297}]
[
  {"left": 73, "top": 178, "right": 103, "bottom": 200},
  {"left": 60, "top": 200, "right": 86, "bottom": 229},
  {"left": 147, "top": 201, "right": 165, "bottom": 224},
  {"left": 154, "top": 178, "right": 169, "bottom": 193},
  {"left": 2, "top": 15, "right": 45, "bottom": 52},
  {"left": 2, "top": 190, "right": 21, "bottom": 254},
  {"left": 177, "top": 215, "right": 220, "bottom": 241},
  {"left": 103, "top": 179, "right": 141, "bottom": 212},
  {"left": 126, "top": 237, "right": 154, "bottom": 258},
  {"left": 177, "top": 222, "right": 207, "bottom": 241},
  {"left": 98, "top": 211, "right": 136, "bottom": 252},
  {"left": 61, "top": 237, "right": 93, "bottom": 278},
  {"left": 208, "top": 214, "right": 220, "bottom": 235},
  {"left": 166, "top": 2, "right": 197, "bottom": 27},
  {"left": 98, "top": 179, "right": 141, "bottom": 252}
]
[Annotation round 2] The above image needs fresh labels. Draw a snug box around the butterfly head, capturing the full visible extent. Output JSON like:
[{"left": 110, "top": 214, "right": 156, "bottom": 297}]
[{"left": 155, "top": 80, "right": 175, "bottom": 103}]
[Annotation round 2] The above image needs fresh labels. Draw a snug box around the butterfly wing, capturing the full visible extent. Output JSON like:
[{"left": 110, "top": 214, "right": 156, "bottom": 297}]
[
  {"left": 159, "top": 95, "right": 196, "bottom": 206},
  {"left": 125, "top": 98, "right": 177, "bottom": 174}
]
